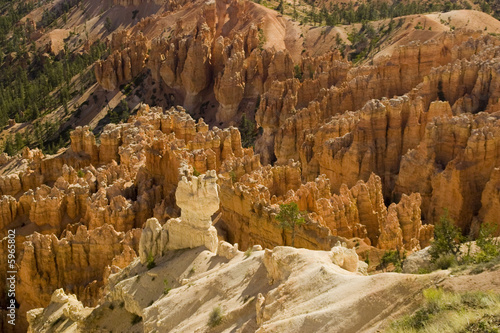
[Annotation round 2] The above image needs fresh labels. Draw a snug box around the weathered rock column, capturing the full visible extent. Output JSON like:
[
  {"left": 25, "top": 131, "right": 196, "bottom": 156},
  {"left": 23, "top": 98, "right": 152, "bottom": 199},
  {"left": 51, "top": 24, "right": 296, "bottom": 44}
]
[
  {"left": 165, "top": 170, "right": 220, "bottom": 252},
  {"left": 139, "top": 170, "right": 220, "bottom": 263}
]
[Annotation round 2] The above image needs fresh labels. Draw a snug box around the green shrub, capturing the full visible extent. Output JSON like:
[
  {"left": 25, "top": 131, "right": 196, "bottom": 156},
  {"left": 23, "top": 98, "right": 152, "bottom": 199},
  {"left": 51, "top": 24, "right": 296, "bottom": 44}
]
[
  {"left": 429, "top": 210, "right": 463, "bottom": 262},
  {"left": 275, "top": 202, "right": 305, "bottom": 247},
  {"left": 244, "top": 248, "right": 253, "bottom": 258},
  {"left": 229, "top": 170, "right": 237, "bottom": 183},
  {"left": 146, "top": 252, "right": 156, "bottom": 270},
  {"left": 404, "top": 308, "right": 431, "bottom": 329},
  {"left": 417, "top": 267, "right": 431, "bottom": 274},
  {"left": 474, "top": 223, "right": 500, "bottom": 263},
  {"left": 258, "top": 28, "right": 266, "bottom": 49},
  {"left": 293, "top": 65, "right": 303, "bottom": 81},
  {"left": 434, "top": 253, "right": 457, "bottom": 270},
  {"left": 105, "top": 17, "right": 113, "bottom": 32},
  {"left": 460, "top": 291, "right": 491, "bottom": 309},
  {"left": 193, "top": 167, "right": 201, "bottom": 177},
  {"left": 238, "top": 114, "right": 258, "bottom": 148},
  {"left": 471, "top": 265, "right": 484, "bottom": 275},
  {"left": 77, "top": 169, "right": 85, "bottom": 178},
  {"left": 380, "top": 249, "right": 404, "bottom": 272},
  {"left": 109, "top": 99, "right": 130, "bottom": 124},
  {"left": 208, "top": 306, "right": 224, "bottom": 327},
  {"left": 463, "top": 313, "right": 500, "bottom": 332}
]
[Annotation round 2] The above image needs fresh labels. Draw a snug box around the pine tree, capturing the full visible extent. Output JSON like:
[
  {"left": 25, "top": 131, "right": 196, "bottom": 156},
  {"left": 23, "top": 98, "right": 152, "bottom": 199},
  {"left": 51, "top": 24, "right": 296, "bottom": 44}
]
[{"left": 275, "top": 202, "right": 305, "bottom": 247}]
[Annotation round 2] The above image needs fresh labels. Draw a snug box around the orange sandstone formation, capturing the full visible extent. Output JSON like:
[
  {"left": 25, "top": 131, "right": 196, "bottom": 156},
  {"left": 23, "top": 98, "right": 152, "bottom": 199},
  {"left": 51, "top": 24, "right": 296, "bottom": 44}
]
[{"left": 2, "top": 5, "right": 500, "bottom": 330}]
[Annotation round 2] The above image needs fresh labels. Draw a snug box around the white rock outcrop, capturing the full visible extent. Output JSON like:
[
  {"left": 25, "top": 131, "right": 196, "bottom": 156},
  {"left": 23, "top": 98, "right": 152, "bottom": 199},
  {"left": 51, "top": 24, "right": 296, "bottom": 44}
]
[
  {"left": 330, "top": 242, "right": 359, "bottom": 273},
  {"left": 139, "top": 217, "right": 168, "bottom": 264},
  {"left": 27, "top": 289, "right": 88, "bottom": 333},
  {"left": 218, "top": 241, "right": 239, "bottom": 259},
  {"left": 165, "top": 170, "right": 219, "bottom": 252},
  {"left": 139, "top": 170, "right": 220, "bottom": 264}
]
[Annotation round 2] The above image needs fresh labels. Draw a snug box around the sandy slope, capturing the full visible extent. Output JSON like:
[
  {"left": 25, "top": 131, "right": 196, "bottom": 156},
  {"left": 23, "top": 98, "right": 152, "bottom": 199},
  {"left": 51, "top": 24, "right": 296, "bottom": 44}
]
[
  {"left": 28, "top": 246, "right": 449, "bottom": 333},
  {"left": 26, "top": 243, "right": 500, "bottom": 333},
  {"left": 373, "top": 10, "right": 500, "bottom": 60}
]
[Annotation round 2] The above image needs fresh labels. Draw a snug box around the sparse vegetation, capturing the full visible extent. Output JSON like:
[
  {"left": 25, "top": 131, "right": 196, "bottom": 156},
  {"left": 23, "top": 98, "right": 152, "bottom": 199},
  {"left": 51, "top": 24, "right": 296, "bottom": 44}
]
[
  {"left": 433, "top": 253, "right": 458, "bottom": 270},
  {"left": 163, "top": 279, "right": 171, "bottom": 295},
  {"left": 275, "top": 0, "right": 284, "bottom": 15},
  {"left": 208, "top": 306, "right": 224, "bottom": 327},
  {"left": 238, "top": 114, "right": 259, "bottom": 148},
  {"left": 229, "top": 170, "right": 237, "bottom": 183},
  {"left": 39, "top": 0, "right": 82, "bottom": 28},
  {"left": 379, "top": 249, "right": 405, "bottom": 272},
  {"left": 346, "top": 21, "right": 384, "bottom": 63},
  {"left": 429, "top": 210, "right": 463, "bottom": 263},
  {"left": 244, "top": 247, "right": 253, "bottom": 258},
  {"left": 275, "top": 202, "right": 306, "bottom": 247},
  {"left": 131, "top": 314, "right": 143, "bottom": 325},
  {"left": 105, "top": 17, "right": 113, "bottom": 32},
  {"left": 146, "top": 252, "right": 156, "bottom": 270},
  {"left": 388, "top": 288, "right": 500, "bottom": 332},
  {"left": 258, "top": 28, "right": 266, "bottom": 50},
  {"left": 293, "top": 64, "right": 303, "bottom": 81},
  {"left": 0, "top": 36, "right": 107, "bottom": 155},
  {"left": 424, "top": 211, "right": 500, "bottom": 272},
  {"left": 264, "top": 0, "right": 485, "bottom": 27},
  {"left": 474, "top": 223, "right": 500, "bottom": 263},
  {"left": 109, "top": 99, "right": 130, "bottom": 124},
  {"left": 476, "top": 0, "right": 500, "bottom": 19}
]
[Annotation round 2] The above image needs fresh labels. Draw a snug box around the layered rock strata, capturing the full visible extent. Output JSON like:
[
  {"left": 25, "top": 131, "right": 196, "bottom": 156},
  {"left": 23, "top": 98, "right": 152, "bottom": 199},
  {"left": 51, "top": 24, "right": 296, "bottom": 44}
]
[
  {"left": 219, "top": 166, "right": 433, "bottom": 251},
  {"left": 5, "top": 28, "right": 500, "bottom": 330},
  {"left": 12, "top": 224, "right": 139, "bottom": 331}
]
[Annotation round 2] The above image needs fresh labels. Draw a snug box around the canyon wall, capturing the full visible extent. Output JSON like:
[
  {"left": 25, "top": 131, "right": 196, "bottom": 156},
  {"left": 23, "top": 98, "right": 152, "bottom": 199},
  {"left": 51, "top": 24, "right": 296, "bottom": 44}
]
[{"left": 3, "top": 5, "right": 500, "bottom": 330}]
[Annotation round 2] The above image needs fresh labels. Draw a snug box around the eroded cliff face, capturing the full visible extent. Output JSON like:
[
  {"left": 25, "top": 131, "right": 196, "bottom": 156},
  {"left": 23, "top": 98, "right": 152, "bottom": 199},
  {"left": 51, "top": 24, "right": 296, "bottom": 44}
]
[
  {"left": 3, "top": 5, "right": 500, "bottom": 331},
  {"left": 219, "top": 164, "right": 433, "bottom": 251},
  {"left": 16, "top": 225, "right": 140, "bottom": 326},
  {"left": 95, "top": 0, "right": 299, "bottom": 125},
  {"left": 257, "top": 30, "right": 495, "bottom": 164},
  {"left": 0, "top": 100, "right": 443, "bottom": 331},
  {"left": 256, "top": 31, "right": 500, "bottom": 233},
  {"left": 0, "top": 104, "right": 255, "bottom": 330},
  {"left": 0, "top": 107, "right": 182, "bottom": 329}
]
